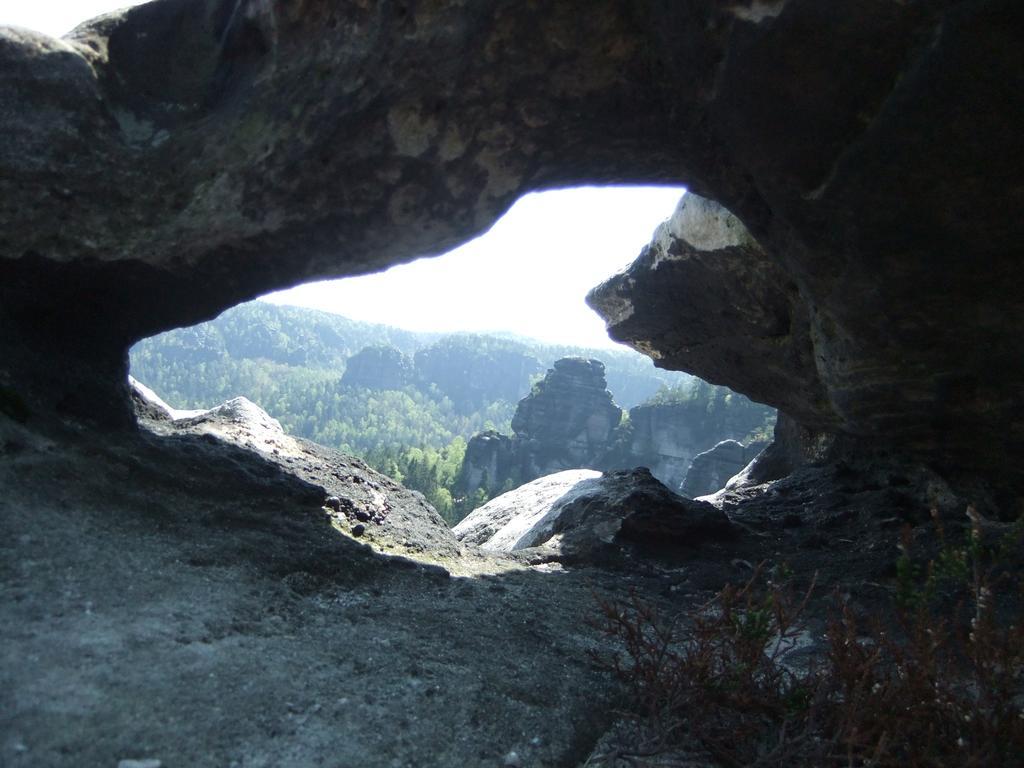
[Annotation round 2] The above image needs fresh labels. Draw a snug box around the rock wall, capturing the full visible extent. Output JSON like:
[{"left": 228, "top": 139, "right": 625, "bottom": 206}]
[
  {"left": 621, "top": 395, "right": 774, "bottom": 492},
  {"left": 2, "top": 1, "right": 1022, "bottom": 488}
]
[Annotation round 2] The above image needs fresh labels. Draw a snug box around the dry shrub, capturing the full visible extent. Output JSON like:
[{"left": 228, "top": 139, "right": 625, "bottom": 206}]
[{"left": 590, "top": 509, "right": 1024, "bottom": 767}]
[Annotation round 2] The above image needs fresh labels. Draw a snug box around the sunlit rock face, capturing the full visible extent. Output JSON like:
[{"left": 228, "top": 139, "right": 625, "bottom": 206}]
[{"left": 2, "top": 0, "right": 1022, "bottom": 484}]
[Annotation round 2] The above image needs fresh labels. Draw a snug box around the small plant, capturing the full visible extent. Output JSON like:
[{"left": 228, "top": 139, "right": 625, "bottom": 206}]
[
  {"left": 591, "top": 507, "right": 1024, "bottom": 767},
  {"left": 590, "top": 564, "right": 823, "bottom": 766}
]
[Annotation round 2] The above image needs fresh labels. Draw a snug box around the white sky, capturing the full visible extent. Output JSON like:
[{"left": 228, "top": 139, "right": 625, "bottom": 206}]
[
  {"left": 264, "top": 187, "right": 684, "bottom": 348},
  {"left": 4, "top": 3, "right": 686, "bottom": 349},
  {"left": 0, "top": 1, "right": 146, "bottom": 37}
]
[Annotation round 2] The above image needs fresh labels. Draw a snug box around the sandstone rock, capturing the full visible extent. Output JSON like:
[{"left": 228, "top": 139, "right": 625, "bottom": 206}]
[
  {"left": 588, "top": 194, "right": 824, "bottom": 430},
  {"left": 618, "top": 393, "right": 774, "bottom": 491},
  {"left": 454, "top": 467, "right": 733, "bottom": 561},
  {"left": 512, "top": 358, "right": 622, "bottom": 466},
  {"left": 341, "top": 346, "right": 414, "bottom": 390},
  {"left": 3, "top": 1, "right": 1023, "bottom": 487},
  {"left": 721, "top": 412, "right": 841, "bottom": 492},
  {"left": 172, "top": 396, "right": 301, "bottom": 460},
  {"left": 680, "top": 439, "right": 767, "bottom": 499},
  {"left": 459, "top": 430, "right": 516, "bottom": 496},
  {"left": 459, "top": 358, "right": 622, "bottom": 494},
  {"left": 136, "top": 386, "right": 462, "bottom": 558},
  {"left": 453, "top": 469, "right": 602, "bottom": 550},
  {"left": 128, "top": 376, "right": 174, "bottom": 422},
  {"left": 510, "top": 358, "right": 622, "bottom": 475}
]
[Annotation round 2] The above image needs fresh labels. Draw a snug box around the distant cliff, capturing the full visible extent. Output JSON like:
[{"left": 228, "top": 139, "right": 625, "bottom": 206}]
[
  {"left": 341, "top": 346, "right": 415, "bottom": 390},
  {"left": 460, "top": 359, "right": 774, "bottom": 497},
  {"left": 614, "top": 382, "right": 776, "bottom": 492},
  {"left": 414, "top": 336, "right": 544, "bottom": 412}
]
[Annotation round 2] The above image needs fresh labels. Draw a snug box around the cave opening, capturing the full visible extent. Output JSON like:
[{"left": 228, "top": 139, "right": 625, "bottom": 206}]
[{"left": 128, "top": 185, "right": 776, "bottom": 527}]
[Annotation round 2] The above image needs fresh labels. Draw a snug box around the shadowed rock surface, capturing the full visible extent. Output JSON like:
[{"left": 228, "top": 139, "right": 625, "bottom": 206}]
[
  {"left": 0, "top": 401, "right": 629, "bottom": 768},
  {"left": 2, "top": 0, "right": 1021, "bottom": 490},
  {"left": 681, "top": 438, "right": 768, "bottom": 499}
]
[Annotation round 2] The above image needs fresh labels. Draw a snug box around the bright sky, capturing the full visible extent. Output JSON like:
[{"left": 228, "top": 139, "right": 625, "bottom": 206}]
[
  {"left": 4, "top": 3, "right": 686, "bottom": 349},
  {"left": 0, "top": 0, "right": 145, "bottom": 37},
  {"left": 264, "top": 187, "right": 684, "bottom": 348}
]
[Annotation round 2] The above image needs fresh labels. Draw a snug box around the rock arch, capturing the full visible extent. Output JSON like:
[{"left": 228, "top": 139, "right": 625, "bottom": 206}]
[{"left": 2, "top": 0, "right": 1022, "bottom": 485}]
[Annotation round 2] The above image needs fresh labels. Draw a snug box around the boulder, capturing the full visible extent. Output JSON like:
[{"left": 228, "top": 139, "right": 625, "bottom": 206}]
[
  {"left": 454, "top": 467, "right": 734, "bottom": 562},
  {"left": 453, "top": 469, "right": 602, "bottom": 550}
]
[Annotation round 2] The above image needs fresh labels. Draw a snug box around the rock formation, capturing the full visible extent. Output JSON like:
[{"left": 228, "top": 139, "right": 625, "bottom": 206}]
[
  {"left": 459, "top": 429, "right": 516, "bottom": 496},
  {"left": 5, "top": 3, "right": 1024, "bottom": 763},
  {"left": 680, "top": 438, "right": 768, "bottom": 499},
  {"left": 460, "top": 358, "right": 623, "bottom": 493},
  {"left": 132, "top": 379, "right": 461, "bottom": 557},
  {"left": 511, "top": 358, "right": 623, "bottom": 477},
  {"left": 453, "top": 467, "right": 733, "bottom": 563},
  {"left": 617, "top": 392, "right": 774, "bottom": 492},
  {"left": 2, "top": 1, "right": 1021, "bottom": 489},
  {"left": 461, "top": 360, "right": 773, "bottom": 496},
  {"left": 341, "top": 345, "right": 414, "bottom": 390},
  {"left": 453, "top": 469, "right": 603, "bottom": 551}
]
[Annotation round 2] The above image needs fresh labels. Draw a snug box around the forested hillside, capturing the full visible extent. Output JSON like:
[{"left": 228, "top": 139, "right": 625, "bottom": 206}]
[
  {"left": 130, "top": 301, "right": 707, "bottom": 522},
  {"left": 131, "top": 302, "right": 693, "bottom": 439}
]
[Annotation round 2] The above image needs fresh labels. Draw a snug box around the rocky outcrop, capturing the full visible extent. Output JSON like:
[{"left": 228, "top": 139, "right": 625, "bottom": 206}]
[
  {"left": 459, "top": 358, "right": 622, "bottom": 494},
  {"left": 680, "top": 438, "right": 768, "bottom": 499},
  {"left": 588, "top": 194, "right": 823, "bottom": 430},
  {"left": 462, "top": 367, "right": 774, "bottom": 497},
  {"left": 511, "top": 358, "right": 623, "bottom": 477},
  {"left": 341, "top": 345, "right": 414, "bottom": 390},
  {"left": 453, "top": 467, "right": 733, "bottom": 563},
  {"left": 131, "top": 379, "right": 461, "bottom": 558},
  {"left": 459, "top": 429, "right": 516, "bottom": 496}
]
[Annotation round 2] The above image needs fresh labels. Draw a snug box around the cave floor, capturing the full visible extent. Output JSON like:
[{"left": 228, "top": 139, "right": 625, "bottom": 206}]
[{"left": 0, "top": 415, "right": 957, "bottom": 768}]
